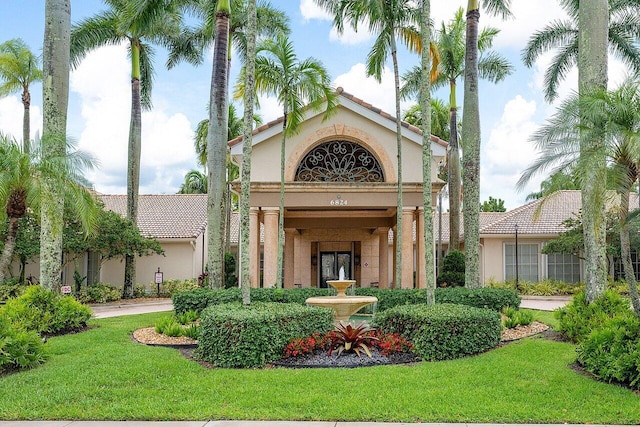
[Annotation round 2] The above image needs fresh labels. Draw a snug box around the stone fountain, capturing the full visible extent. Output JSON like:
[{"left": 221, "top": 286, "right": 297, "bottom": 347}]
[{"left": 305, "top": 267, "right": 378, "bottom": 323}]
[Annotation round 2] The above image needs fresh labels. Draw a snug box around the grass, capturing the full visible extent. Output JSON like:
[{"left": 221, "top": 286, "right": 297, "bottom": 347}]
[{"left": 0, "top": 310, "right": 638, "bottom": 423}]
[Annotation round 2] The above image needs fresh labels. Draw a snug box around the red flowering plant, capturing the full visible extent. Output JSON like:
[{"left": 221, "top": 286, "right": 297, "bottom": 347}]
[{"left": 282, "top": 324, "right": 414, "bottom": 359}]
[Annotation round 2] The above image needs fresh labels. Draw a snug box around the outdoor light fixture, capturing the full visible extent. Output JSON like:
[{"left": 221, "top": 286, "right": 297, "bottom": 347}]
[
  {"left": 354, "top": 255, "right": 361, "bottom": 266},
  {"left": 311, "top": 255, "right": 317, "bottom": 266}
]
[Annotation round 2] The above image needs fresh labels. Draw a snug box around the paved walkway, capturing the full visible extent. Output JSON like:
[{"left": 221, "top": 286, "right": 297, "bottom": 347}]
[{"left": 0, "top": 422, "right": 628, "bottom": 427}]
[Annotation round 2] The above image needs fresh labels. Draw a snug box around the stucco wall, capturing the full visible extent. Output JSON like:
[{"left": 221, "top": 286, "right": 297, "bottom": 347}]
[{"left": 249, "top": 107, "right": 443, "bottom": 184}]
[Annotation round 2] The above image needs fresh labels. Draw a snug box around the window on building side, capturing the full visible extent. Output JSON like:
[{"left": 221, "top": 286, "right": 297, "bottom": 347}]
[
  {"left": 547, "top": 252, "right": 581, "bottom": 283},
  {"left": 87, "top": 251, "right": 100, "bottom": 285},
  {"left": 505, "top": 244, "right": 539, "bottom": 282}
]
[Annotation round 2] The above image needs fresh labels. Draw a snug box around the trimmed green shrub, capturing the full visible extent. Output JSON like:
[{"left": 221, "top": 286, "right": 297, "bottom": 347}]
[
  {"left": 197, "top": 302, "right": 333, "bottom": 368},
  {"left": 373, "top": 303, "right": 502, "bottom": 361},
  {"left": 577, "top": 310, "right": 640, "bottom": 389},
  {"left": 76, "top": 282, "right": 121, "bottom": 304},
  {"left": 174, "top": 287, "right": 519, "bottom": 315},
  {"left": 0, "top": 286, "right": 92, "bottom": 335},
  {"left": 0, "top": 278, "right": 27, "bottom": 302},
  {"left": 0, "top": 316, "right": 47, "bottom": 374},
  {"left": 555, "top": 290, "right": 630, "bottom": 343},
  {"left": 437, "top": 250, "right": 465, "bottom": 287},
  {"left": 435, "top": 287, "right": 520, "bottom": 312}
]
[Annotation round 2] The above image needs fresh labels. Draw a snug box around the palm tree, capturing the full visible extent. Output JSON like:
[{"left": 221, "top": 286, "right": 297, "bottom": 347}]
[
  {"left": 402, "top": 99, "right": 450, "bottom": 140},
  {"left": 178, "top": 170, "right": 208, "bottom": 194},
  {"left": 240, "top": 0, "right": 257, "bottom": 305},
  {"left": 0, "top": 39, "right": 42, "bottom": 154},
  {"left": 206, "top": 0, "right": 232, "bottom": 287},
  {"left": 462, "top": 0, "right": 512, "bottom": 289},
  {"left": 41, "top": 0, "right": 72, "bottom": 291},
  {"left": 525, "top": 171, "right": 580, "bottom": 201},
  {"left": 522, "top": 0, "right": 640, "bottom": 103},
  {"left": 70, "top": 0, "right": 184, "bottom": 297},
  {"left": 517, "top": 79, "right": 640, "bottom": 315},
  {"left": 235, "top": 34, "right": 338, "bottom": 288},
  {"left": 403, "top": 7, "right": 513, "bottom": 252},
  {"left": 0, "top": 134, "right": 99, "bottom": 284},
  {"left": 314, "top": 0, "right": 422, "bottom": 288},
  {"left": 418, "top": 0, "right": 435, "bottom": 302}
]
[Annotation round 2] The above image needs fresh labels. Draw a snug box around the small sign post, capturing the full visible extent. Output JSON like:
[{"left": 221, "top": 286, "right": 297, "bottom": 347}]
[
  {"left": 61, "top": 285, "right": 72, "bottom": 295},
  {"left": 154, "top": 268, "right": 163, "bottom": 297}
]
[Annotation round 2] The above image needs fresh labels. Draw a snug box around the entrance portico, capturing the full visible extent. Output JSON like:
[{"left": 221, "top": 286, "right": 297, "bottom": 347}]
[{"left": 231, "top": 88, "right": 447, "bottom": 289}]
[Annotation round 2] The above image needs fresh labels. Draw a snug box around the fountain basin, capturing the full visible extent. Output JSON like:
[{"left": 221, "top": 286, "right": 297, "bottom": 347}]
[
  {"left": 326, "top": 279, "right": 356, "bottom": 297},
  {"left": 306, "top": 295, "right": 378, "bottom": 323}
]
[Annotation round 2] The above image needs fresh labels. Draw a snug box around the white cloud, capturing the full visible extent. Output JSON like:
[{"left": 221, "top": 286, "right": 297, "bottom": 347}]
[
  {"left": 70, "top": 44, "right": 197, "bottom": 195},
  {"left": 0, "top": 95, "right": 42, "bottom": 143},
  {"left": 299, "top": 0, "right": 331, "bottom": 21},
  {"left": 334, "top": 63, "right": 411, "bottom": 117},
  {"left": 329, "top": 21, "right": 373, "bottom": 46},
  {"left": 481, "top": 95, "right": 541, "bottom": 208}
]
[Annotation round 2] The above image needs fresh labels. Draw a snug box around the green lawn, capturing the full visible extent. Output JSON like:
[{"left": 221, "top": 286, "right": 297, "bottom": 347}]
[{"left": 0, "top": 310, "right": 638, "bottom": 423}]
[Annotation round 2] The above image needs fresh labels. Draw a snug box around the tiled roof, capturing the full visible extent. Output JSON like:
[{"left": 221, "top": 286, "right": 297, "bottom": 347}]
[
  {"left": 228, "top": 87, "right": 448, "bottom": 148},
  {"left": 99, "top": 194, "right": 208, "bottom": 240},
  {"left": 436, "top": 190, "right": 640, "bottom": 243}
]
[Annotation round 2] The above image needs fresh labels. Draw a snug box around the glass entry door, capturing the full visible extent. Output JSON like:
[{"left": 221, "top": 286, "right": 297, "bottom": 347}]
[{"left": 319, "top": 251, "right": 351, "bottom": 288}]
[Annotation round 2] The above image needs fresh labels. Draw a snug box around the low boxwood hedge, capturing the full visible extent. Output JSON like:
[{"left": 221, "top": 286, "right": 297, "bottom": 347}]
[
  {"left": 196, "top": 302, "right": 333, "bottom": 368},
  {"left": 0, "top": 315, "right": 47, "bottom": 374},
  {"left": 373, "top": 303, "right": 502, "bottom": 361},
  {"left": 174, "top": 287, "right": 519, "bottom": 315}
]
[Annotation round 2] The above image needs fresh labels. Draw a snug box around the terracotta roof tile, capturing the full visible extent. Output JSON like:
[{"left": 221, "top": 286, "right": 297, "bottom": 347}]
[{"left": 99, "top": 194, "right": 208, "bottom": 240}]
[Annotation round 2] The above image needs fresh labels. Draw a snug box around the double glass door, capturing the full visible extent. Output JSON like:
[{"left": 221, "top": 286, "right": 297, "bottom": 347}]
[{"left": 319, "top": 251, "right": 351, "bottom": 288}]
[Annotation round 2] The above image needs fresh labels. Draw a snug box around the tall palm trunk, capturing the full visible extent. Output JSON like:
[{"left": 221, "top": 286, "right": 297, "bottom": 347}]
[
  {"left": 276, "top": 104, "right": 288, "bottom": 289},
  {"left": 0, "top": 217, "right": 20, "bottom": 283},
  {"left": 618, "top": 190, "right": 640, "bottom": 315},
  {"left": 462, "top": 2, "right": 481, "bottom": 288},
  {"left": 240, "top": 0, "right": 257, "bottom": 304},
  {"left": 207, "top": 1, "right": 231, "bottom": 288},
  {"left": 578, "top": 0, "right": 608, "bottom": 302},
  {"left": 420, "top": 0, "right": 435, "bottom": 303},
  {"left": 391, "top": 34, "right": 403, "bottom": 289},
  {"left": 123, "top": 43, "right": 143, "bottom": 299},
  {"left": 41, "top": 0, "right": 70, "bottom": 291},
  {"left": 448, "top": 78, "right": 461, "bottom": 251},
  {"left": 21, "top": 87, "right": 31, "bottom": 154}
]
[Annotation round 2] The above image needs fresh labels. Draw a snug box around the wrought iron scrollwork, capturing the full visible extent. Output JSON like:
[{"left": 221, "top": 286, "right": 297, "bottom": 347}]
[{"left": 294, "top": 140, "right": 384, "bottom": 182}]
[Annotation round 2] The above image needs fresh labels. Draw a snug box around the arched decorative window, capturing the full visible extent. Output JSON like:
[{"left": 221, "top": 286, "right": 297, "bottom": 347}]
[{"left": 294, "top": 140, "right": 384, "bottom": 182}]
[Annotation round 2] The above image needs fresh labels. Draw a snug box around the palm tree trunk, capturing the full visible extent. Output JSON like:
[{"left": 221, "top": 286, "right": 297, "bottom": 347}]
[
  {"left": 240, "top": 0, "right": 256, "bottom": 305},
  {"left": 0, "top": 217, "right": 20, "bottom": 284},
  {"left": 448, "top": 82, "right": 461, "bottom": 251},
  {"left": 276, "top": 108, "right": 288, "bottom": 289},
  {"left": 207, "top": 1, "right": 231, "bottom": 288},
  {"left": 462, "top": 2, "right": 482, "bottom": 288},
  {"left": 391, "top": 34, "right": 403, "bottom": 289},
  {"left": 41, "top": 0, "right": 70, "bottom": 291},
  {"left": 618, "top": 190, "right": 640, "bottom": 315},
  {"left": 578, "top": 0, "right": 608, "bottom": 303},
  {"left": 124, "top": 42, "right": 143, "bottom": 299},
  {"left": 22, "top": 87, "right": 31, "bottom": 154},
  {"left": 420, "top": 0, "right": 435, "bottom": 303}
]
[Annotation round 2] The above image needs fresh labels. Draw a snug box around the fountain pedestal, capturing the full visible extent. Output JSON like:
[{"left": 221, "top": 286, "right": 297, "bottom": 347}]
[{"left": 305, "top": 280, "right": 378, "bottom": 323}]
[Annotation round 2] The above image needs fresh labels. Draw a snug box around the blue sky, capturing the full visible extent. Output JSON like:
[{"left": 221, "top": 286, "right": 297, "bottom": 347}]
[{"left": 0, "top": 1, "right": 629, "bottom": 208}]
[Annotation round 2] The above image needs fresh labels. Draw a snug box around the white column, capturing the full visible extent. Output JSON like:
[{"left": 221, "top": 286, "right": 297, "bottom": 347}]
[
  {"left": 378, "top": 227, "right": 389, "bottom": 289},
  {"left": 284, "top": 228, "right": 295, "bottom": 288},
  {"left": 402, "top": 208, "right": 414, "bottom": 288},
  {"left": 262, "top": 208, "right": 279, "bottom": 287},
  {"left": 249, "top": 208, "right": 260, "bottom": 288}
]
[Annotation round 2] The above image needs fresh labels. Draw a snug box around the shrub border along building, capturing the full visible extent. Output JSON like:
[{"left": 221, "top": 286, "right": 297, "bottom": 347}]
[
  {"left": 196, "top": 302, "right": 334, "bottom": 368},
  {"left": 373, "top": 303, "right": 502, "bottom": 361}
]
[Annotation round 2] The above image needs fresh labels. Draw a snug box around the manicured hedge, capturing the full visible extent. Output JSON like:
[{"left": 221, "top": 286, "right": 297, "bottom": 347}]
[
  {"left": 373, "top": 303, "right": 502, "bottom": 361},
  {"left": 174, "top": 287, "right": 519, "bottom": 315},
  {"left": 196, "top": 302, "right": 333, "bottom": 368},
  {"left": 0, "top": 285, "right": 92, "bottom": 335},
  {"left": 172, "top": 287, "right": 330, "bottom": 314}
]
